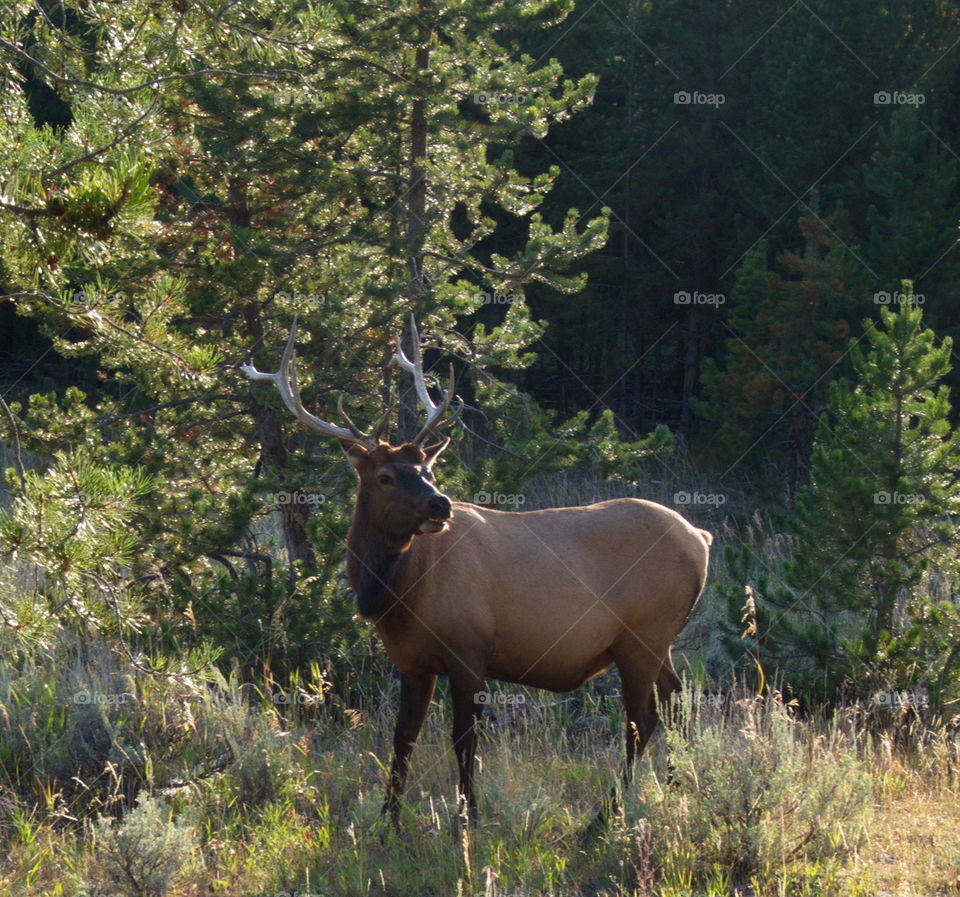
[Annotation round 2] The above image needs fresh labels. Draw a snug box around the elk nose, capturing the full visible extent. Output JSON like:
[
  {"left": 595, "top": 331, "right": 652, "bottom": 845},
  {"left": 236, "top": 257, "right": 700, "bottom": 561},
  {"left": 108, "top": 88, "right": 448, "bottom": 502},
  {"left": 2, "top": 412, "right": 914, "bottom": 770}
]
[{"left": 428, "top": 494, "right": 452, "bottom": 518}]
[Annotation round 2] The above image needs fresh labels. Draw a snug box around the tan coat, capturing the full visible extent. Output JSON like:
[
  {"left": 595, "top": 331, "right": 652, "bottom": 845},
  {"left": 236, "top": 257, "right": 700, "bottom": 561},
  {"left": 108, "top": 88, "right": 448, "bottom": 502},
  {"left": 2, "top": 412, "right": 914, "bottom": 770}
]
[{"left": 374, "top": 498, "right": 711, "bottom": 692}]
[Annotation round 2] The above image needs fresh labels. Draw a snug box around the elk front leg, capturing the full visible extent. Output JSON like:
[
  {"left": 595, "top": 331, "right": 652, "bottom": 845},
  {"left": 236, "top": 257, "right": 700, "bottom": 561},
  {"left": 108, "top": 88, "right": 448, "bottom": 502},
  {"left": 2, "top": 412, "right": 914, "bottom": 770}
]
[
  {"left": 447, "top": 664, "right": 487, "bottom": 822},
  {"left": 383, "top": 672, "right": 437, "bottom": 824}
]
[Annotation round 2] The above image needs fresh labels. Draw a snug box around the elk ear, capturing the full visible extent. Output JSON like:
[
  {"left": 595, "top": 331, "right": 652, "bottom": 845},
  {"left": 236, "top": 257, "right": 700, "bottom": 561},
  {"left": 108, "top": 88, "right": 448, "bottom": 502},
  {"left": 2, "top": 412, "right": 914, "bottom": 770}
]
[
  {"left": 422, "top": 437, "right": 450, "bottom": 469},
  {"left": 341, "top": 441, "right": 369, "bottom": 471}
]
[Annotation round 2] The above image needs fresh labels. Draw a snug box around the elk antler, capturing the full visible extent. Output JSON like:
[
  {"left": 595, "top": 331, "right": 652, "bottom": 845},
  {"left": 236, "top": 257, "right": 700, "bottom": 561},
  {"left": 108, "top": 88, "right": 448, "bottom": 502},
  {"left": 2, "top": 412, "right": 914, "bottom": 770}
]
[
  {"left": 394, "top": 314, "right": 461, "bottom": 446},
  {"left": 242, "top": 317, "right": 387, "bottom": 448}
]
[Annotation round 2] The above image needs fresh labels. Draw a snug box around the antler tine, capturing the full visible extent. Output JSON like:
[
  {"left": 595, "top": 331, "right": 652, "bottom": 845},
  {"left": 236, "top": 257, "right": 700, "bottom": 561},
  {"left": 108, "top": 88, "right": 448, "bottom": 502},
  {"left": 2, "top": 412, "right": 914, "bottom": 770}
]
[
  {"left": 394, "top": 314, "right": 438, "bottom": 415},
  {"left": 412, "top": 361, "right": 462, "bottom": 445},
  {"left": 369, "top": 390, "right": 393, "bottom": 443},
  {"left": 394, "top": 314, "right": 462, "bottom": 446},
  {"left": 336, "top": 393, "right": 370, "bottom": 442},
  {"left": 242, "top": 317, "right": 372, "bottom": 446}
]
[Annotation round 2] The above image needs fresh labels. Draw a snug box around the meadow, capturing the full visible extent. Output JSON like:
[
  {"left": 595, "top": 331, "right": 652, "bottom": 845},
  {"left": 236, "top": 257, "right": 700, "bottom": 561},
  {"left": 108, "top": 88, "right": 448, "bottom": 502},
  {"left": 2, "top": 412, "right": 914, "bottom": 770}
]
[{"left": 1, "top": 461, "right": 957, "bottom": 897}]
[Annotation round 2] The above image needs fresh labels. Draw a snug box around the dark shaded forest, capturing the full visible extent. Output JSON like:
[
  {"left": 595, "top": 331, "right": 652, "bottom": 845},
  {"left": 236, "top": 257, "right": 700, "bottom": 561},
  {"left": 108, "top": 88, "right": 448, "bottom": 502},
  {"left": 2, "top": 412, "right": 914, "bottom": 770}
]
[{"left": 7, "top": 2, "right": 960, "bottom": 463}]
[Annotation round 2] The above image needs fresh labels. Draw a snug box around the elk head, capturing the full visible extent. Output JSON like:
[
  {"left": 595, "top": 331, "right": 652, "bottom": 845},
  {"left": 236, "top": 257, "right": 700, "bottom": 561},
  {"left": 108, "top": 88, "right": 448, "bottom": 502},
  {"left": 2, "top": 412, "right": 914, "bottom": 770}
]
[
  {"left": 242, "top": 314, "right": 461, "bottom": 542},
  {"left": 345, "top": 440, "right": 452, "bottom": 539}
]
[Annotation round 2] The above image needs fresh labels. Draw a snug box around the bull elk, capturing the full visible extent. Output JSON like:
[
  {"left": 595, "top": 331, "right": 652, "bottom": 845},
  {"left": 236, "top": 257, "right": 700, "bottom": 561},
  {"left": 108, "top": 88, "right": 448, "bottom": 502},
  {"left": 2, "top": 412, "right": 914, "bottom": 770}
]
[{"left": 244, "top": 316, "right": 712, "bottom": 822}]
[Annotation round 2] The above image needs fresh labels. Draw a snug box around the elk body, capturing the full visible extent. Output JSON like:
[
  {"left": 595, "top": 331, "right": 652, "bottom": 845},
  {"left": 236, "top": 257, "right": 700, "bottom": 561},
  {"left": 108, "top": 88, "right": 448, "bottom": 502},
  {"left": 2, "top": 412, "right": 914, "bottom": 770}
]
[{"left": 244, "top": 318, "right": 712, "bottom": 821}]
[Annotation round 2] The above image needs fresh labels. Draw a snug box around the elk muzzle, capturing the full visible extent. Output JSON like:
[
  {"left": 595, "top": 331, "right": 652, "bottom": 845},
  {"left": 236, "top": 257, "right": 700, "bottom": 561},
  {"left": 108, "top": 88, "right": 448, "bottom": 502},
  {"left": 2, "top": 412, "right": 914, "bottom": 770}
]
[{"left": 418, "top": 493, "right": 453, "bottom": 534}]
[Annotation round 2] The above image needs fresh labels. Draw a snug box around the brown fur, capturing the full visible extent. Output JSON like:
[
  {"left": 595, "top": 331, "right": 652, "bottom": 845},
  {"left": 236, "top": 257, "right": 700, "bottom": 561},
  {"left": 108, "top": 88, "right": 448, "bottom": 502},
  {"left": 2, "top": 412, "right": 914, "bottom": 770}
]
[{"left": 342, "top": 441, "right": 712, "bottom": 822}]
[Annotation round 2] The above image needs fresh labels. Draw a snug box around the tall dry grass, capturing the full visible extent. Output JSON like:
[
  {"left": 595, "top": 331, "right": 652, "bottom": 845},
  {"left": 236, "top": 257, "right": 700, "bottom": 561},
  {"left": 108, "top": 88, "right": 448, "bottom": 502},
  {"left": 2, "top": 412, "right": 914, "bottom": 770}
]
[{"left": 2, "top": 629, "right": 957, "bottom": 897}]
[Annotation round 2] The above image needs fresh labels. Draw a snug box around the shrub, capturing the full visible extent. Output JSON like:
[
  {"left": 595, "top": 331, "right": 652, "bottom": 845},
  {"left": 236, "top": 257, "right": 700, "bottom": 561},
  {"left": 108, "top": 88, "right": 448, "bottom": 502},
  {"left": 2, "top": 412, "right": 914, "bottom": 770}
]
[
  {"left": 638, "top": 686, "right": 872, "bottom": 892},
  {"left": 92, "top": 794, "right": 194, "bottom": 897}
]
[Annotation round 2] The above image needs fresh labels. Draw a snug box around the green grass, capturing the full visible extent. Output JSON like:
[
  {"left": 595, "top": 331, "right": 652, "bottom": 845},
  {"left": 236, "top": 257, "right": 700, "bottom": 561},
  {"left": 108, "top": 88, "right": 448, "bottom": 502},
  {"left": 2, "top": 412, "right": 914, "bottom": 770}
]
[
  {"left": 4, "top": 635, "right": 957, "bottom": 897},
  {"left": 1, "top": 458, "right": 957, "bottom": 896}
]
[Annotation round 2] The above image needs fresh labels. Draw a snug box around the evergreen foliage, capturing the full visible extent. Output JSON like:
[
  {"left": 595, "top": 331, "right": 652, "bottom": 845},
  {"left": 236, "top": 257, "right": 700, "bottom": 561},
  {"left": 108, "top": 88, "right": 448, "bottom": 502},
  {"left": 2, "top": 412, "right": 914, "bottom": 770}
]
[
  {"left": 725, "top": 298, "right": 960, "bottom": 705},
  {"left": 697, "top": 212, "right": 868, "bottom": 474},
  {"left": 0, "top": 2, "right": 958, "bottom": 889},
  {"left": 0, "top": 0, "right": 616, "bottom": 680}
]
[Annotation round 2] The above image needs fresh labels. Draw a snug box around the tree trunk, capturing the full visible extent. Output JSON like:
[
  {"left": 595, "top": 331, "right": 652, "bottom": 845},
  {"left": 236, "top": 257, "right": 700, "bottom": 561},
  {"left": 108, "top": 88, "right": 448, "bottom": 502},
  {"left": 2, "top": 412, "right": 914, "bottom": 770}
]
[
  {"left": 232, "top": 174, "right": 315, "bottom": 574},
  {"left": 398, "top": 11, "right": 431, "bottom": 444}
]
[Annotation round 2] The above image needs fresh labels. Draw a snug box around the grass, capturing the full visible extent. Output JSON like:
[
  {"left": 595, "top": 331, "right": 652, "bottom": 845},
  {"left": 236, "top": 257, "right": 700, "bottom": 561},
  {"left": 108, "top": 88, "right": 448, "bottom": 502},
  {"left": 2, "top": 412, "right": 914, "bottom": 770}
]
[
  {"left": 1, "top": 638, "right": 957, "bottom": 897},
  {"left": 1, "top": 453, "right": 957, "bottom": 895}
]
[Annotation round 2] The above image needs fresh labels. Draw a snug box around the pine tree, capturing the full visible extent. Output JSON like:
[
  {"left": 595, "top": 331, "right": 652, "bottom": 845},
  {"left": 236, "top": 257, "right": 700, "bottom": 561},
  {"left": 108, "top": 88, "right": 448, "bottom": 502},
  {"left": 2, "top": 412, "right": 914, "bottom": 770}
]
[
  {"left": 861, "top": 105, "right": 960, "bottom": 294},
  {"left": 519, "top": 0, "right": 960, "bottom": 435},
  {"left": 696, "top": 211, "right": 868, "bottom": 478},
  {"left": 733, "top": 296, "right": 960, "bottom": 701},
  {"left": 0, "top": 0, "right": 609, "bottom": 672}
]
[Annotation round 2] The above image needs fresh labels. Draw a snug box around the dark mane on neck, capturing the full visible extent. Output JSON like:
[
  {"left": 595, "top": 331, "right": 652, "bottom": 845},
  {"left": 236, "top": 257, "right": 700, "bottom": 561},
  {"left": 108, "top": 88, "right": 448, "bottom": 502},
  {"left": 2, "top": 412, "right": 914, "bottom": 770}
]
[{"left": 346, "top": 523, "right": 415, "bottom": 619}]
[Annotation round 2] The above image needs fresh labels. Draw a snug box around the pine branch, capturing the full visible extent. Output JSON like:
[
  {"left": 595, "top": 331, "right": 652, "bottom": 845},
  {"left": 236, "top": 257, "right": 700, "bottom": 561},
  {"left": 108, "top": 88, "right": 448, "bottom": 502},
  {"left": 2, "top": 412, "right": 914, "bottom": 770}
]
[
  {"left": 0, "top": 38, "right": 301, "bottom": 96},
  {"left": 0, "top": 394, "right": 26, "bottom": 487},
  {"left": 45, "top": 102, "right": 158, "bottom": 183}
]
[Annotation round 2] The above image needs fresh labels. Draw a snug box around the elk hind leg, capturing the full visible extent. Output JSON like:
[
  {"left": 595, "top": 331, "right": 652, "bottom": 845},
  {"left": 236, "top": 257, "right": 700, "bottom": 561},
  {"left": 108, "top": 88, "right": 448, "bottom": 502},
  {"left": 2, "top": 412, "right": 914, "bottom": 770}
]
[
  {"left": 619, "top": 656, "right": 662, "bottom": 784},
  {"left": 655, "top": 650, "right": 682, "bottom": 727},
  {"left": 588, "top": 652, "right": 661, "bottom": 833}
]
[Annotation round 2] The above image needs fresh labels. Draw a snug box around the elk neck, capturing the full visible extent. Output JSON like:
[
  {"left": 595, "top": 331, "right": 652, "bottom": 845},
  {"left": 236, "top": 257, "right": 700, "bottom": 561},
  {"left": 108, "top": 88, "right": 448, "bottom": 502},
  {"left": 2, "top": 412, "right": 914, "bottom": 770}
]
[{"left": 345, "top": 498, "right": 425, "bottom": 619}]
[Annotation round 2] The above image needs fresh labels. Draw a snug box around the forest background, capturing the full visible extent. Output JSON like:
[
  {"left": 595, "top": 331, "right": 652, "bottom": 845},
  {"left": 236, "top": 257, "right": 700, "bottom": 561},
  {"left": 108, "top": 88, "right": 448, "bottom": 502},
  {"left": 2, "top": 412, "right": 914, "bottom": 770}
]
[{"left": 1, "top": 2, "right": 960, "bottom": 895}]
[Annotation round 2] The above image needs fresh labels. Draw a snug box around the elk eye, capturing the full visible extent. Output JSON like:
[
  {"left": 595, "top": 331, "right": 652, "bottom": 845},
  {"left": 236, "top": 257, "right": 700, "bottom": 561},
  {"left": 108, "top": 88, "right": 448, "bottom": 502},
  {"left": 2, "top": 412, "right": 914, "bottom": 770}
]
[{"left": 378, "top": 474, "right": 393, "bottom": 486}]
